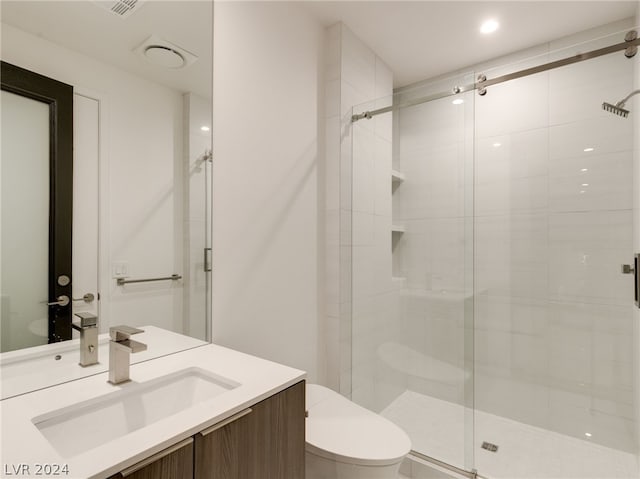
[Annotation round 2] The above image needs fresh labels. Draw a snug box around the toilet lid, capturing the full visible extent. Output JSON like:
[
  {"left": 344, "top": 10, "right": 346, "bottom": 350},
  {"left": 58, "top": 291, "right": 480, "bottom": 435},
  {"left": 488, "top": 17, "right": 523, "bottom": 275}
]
[{"left": 305, "top": 384, "right": 412, "bottom": 467}]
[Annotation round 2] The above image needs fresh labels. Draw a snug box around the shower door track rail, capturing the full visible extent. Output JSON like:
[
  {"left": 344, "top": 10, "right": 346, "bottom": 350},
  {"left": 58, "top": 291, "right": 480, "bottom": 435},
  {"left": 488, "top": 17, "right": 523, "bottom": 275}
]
[
  {"left": 352, "top": 31, "right": 640, "bottom": 122},
  {"left": 410, "top": 450, "right": 484, "bottom": 479}
]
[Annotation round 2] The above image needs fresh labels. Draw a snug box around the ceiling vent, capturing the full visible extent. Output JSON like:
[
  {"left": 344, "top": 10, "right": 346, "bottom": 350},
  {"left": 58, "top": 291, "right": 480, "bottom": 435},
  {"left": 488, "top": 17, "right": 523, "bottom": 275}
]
[
  {"left": 92, "top": 0, "right": 145, "bottom": 19},
  {"left": 134, "top": 35, "right": 199, "bottom": 70}
]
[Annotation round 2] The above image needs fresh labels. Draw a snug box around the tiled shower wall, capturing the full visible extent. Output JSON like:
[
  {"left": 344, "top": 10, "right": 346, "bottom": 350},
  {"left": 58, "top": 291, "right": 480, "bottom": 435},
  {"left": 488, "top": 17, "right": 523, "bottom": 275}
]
[
  {"left": 474, "top": 29, "right": 636, "bottom": 453},
  {"left": 393, "top": 20, "right": 638, "bottom": 452},
  {"left": 393, "top": 77, "right": 474, "bottom": 407},
  {"left": 324, "top": 24, "right": 394, "bottom": 403}
]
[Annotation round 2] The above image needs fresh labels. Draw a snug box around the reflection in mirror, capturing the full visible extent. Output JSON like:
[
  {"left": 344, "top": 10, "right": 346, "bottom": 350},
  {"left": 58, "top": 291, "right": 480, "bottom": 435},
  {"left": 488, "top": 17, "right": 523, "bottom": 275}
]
[
  {"left": 0, "top": 0, "right": 212, "bottom": 399},
  {"left": 1, "top": 86, "right": 58, "bottom": 349}
]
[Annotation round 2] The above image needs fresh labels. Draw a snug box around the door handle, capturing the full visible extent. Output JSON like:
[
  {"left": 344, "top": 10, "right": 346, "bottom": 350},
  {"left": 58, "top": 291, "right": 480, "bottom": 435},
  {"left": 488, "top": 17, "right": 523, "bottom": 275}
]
[
  {"left": 622, "top": 255, "right": 640, "bottom": 308},
  {"left": 72, "top": 293, "right": 95, "bottom": 303},
  {"left": 635, "top": 254, "right": 639, "bottom": 309},
  {"left": 45, "top": 295, "right": 70, "bottom": 307},
  {"left": 204, "top": 247, "right": 212, "bottom": 272}
]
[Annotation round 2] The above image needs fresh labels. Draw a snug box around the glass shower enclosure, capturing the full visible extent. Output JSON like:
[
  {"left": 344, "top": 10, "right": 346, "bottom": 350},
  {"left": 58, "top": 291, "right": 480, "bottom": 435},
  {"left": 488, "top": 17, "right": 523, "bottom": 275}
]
[{"left": 349, "top": 27, "right": 639, "bottom": 479}]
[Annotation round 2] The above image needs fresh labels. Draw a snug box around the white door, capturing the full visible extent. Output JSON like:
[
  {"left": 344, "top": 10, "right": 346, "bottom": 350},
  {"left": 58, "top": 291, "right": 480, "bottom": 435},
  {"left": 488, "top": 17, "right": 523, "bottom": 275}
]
[{"left": 0, "top": 90, "right": 50, "bottom": 351}]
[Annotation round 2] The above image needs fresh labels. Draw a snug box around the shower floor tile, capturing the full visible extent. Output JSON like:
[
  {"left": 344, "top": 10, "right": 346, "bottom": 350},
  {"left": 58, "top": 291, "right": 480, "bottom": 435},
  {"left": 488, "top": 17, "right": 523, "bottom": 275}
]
[{"left": 381, "top": 390, "right": 639, "bottom": 479}]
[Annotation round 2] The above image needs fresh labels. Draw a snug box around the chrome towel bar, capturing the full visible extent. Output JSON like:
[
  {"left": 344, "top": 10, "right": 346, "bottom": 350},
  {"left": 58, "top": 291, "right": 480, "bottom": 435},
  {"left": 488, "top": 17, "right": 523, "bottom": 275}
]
[{"left": 116, "top": 274, "right": 182, "bottom": 286}]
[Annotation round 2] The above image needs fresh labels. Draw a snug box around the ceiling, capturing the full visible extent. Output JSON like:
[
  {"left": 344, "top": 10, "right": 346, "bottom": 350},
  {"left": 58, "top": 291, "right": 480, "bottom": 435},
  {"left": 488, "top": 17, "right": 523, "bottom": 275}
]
[
  {"left": 301, "top": 1, "right": 639, "bottom": 87},
  {"left": 1, "top": 1, "right": 637, "bottom": 93},
  {"left": 0, "top": 1, "right": 212, "bottom": 98}
]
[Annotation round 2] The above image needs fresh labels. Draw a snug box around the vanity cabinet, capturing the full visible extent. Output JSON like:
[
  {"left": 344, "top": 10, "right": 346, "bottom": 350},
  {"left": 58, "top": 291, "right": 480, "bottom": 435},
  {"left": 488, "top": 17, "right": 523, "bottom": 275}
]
[
  {"left": 107, "top": 439, "right": 194, "bottom": 479},
  {"left": 195, "top": 380, "right": 305, "bottom": 479},
  {"left": 108, "top": 381, "right": 305, "bottom": 479}
]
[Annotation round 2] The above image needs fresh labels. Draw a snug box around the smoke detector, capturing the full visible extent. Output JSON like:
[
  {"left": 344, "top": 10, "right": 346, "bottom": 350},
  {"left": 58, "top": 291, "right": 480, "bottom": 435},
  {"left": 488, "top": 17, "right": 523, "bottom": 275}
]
[
  {"left": 92, "top": 0, "right": 145, "bottom": 18},
  {"left": 134, "top": 35, "right": 199, "bottom": 69}
]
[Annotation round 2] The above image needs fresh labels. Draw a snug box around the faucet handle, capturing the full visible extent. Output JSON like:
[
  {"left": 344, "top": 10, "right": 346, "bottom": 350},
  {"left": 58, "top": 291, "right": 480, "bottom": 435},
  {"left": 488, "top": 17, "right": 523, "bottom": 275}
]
[
  {"left": 118, "top": 339, "right": 148, "bottom": 354},
  {"left": 72, "top": 312, "right": 98, "bottom": 330},
  {"left": 109, "top": 325, "right": 144, "bottom": 341}
]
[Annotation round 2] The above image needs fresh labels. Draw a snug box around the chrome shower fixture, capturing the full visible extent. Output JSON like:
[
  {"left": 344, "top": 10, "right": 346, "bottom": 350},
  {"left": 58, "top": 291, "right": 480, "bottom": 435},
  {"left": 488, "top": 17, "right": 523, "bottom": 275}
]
[
  {"left": 602, "top": 101, "right": 630, "bottom": 118},
  {"left": 602, "top": 89, "right": 640, "bottom": 118}
]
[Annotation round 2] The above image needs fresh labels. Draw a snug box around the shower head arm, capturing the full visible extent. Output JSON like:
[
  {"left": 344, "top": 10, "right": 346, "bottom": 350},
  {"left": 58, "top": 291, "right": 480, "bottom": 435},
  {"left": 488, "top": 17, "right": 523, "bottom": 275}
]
[{"left": 617, "top": 89, "right": 640, "bottom": 107}]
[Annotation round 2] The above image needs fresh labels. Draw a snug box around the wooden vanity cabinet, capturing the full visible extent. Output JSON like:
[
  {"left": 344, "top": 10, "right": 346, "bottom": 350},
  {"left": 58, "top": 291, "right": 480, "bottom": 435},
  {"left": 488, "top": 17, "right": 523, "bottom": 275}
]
[
  {"left": 107, "top": 438, "right": 194, "bottom": 479},
  {"left": 108, "top": 381, "right": 305, "bottom": 479},
  {"left": 194, "top": 380, "right": 305, "bottom": 479}
]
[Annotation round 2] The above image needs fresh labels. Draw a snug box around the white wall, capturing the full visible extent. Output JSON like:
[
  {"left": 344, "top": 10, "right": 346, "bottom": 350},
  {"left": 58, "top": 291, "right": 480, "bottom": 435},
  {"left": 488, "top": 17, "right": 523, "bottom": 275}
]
[
  {"left": 212, "top": 2, "right": 322, "bottom": 380},
  {"left": 1, "top": 23, "right": 185, "bottom": 333}
]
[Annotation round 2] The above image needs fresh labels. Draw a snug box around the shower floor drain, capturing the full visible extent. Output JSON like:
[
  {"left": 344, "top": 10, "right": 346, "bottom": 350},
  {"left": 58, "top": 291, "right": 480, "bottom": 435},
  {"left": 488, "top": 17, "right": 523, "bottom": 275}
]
[{"left": 481, "top": 441, "right": 499, "bottom": 452}]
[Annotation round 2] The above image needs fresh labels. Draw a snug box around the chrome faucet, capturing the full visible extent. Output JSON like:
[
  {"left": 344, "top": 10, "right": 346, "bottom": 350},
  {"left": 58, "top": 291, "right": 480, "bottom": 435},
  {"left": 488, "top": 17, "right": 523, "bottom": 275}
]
[
  {"left": 108, "top": 325, "right": 147, "bottom": 385},
  {"left": 72, "top": 312, "right": 99, "bottom": 367}
]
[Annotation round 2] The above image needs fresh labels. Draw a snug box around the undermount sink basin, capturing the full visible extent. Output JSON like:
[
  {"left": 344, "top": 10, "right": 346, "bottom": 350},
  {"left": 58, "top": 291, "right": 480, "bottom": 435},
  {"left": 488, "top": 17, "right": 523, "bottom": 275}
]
[{"left": 32, "top": 367, "right": 240, "bottom": 458}]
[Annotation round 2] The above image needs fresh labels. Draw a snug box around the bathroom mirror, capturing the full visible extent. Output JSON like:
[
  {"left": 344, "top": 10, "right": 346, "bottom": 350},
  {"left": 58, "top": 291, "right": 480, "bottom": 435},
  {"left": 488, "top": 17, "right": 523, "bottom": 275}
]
[{"left": 0, "top": 0, "right": 212, "bottom": 398}]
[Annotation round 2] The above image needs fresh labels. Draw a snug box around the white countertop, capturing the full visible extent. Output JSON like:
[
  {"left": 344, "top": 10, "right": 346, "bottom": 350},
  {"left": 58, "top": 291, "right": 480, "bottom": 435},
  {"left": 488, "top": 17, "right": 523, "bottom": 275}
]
[
  {"left": 0, "top": 343, "right": 306, "bottom": 479},
  {"left": 0, "top": 326, "right": 208, "bottom": 400}
]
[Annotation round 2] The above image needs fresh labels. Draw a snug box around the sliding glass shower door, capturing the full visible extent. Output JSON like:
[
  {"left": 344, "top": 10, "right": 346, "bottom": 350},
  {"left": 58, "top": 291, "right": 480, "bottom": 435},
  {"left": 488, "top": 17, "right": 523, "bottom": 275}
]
[
  {"left": 350, "top": 71, "right": 477, "bottom": 473},
  {"left": 473, "top": 31, "right": 638, "bottom": 479},
  {"left": 349, "top": 26, "right": 639, "bottom": 479}
]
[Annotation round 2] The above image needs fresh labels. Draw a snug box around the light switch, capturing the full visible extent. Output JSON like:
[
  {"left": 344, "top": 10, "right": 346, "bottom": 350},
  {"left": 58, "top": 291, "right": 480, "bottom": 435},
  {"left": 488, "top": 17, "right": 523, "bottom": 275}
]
[{"left": 112, "top": 261, "right": 129, "bottom": 278}]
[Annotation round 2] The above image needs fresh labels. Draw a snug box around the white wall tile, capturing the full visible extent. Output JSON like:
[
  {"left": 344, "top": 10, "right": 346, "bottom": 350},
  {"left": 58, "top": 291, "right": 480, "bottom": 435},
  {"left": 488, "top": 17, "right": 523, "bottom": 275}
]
[
  {"left": 549, "top": 52, "right": 634, "bottom": 126},
  {"left": 341, "top": 24, "right": 376, "bottom": 100},
  {"left": 549, "top": 116, "right": 633, "bottom": 160},
  {"left": 548, "top": 210, "right": 633, "bottom": 305},
  {"left": 374, "top": 136, "right": 393, "bottom": 217},
  {"left": 338, "top": 24, "right": 397, "bottom": 407},
  {"left": 549, "top": 151, "right": 633, "bottom": 212},
  {"left": 475, "top": 72, "right": 549, "bottom": 139}
]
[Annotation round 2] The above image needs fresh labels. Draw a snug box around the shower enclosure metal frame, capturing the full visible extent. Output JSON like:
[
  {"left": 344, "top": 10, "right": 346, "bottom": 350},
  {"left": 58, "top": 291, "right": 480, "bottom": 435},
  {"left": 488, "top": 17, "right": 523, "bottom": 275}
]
[{"left": 352, "top": 29, "right": 640, "bottom": 123}]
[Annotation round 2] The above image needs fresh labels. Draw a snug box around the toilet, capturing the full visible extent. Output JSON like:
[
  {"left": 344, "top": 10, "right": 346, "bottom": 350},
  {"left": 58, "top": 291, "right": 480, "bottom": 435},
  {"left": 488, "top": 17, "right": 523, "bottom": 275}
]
[{"left": 305, "top": 384, "right": 412, "bottom": 479}]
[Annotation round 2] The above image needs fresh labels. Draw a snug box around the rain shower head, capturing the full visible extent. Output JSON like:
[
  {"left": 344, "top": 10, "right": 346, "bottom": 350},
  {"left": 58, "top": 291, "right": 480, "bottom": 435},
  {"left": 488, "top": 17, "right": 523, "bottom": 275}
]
[
  {"left": 602, "top": 89, "right": 640, "bottom": 118},
  {"left": 602, "top": 101, "right": 630, "bottom": 118}
]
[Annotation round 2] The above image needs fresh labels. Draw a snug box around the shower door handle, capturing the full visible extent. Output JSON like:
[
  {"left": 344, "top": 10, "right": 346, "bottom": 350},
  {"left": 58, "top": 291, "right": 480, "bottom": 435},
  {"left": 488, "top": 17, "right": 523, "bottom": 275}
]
[
  {"left": 204, "top": 247, "right": 212, "bottom": 272},
  {"left": 633, "top": 253, "right": 640, "bottom": 308},
  {"left": 623, "top": 254, "right": 640, "bottom": 308}
]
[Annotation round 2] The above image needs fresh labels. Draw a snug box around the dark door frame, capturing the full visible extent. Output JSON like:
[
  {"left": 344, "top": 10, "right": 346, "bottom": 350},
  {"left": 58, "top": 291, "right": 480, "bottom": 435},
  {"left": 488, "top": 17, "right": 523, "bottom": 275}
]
[{"left": 1, "top": 61, "right": 74, "bottom": 342}]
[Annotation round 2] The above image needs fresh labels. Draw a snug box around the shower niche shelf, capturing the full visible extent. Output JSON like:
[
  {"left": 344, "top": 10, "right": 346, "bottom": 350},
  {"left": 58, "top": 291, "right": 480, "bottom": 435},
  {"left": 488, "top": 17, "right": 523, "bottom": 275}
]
[
  {"left": 391, "top": 167, "right": 404, "bottom": 280},
  {"left": 391, "top": 169, "right": 405, "bottom": 183}
]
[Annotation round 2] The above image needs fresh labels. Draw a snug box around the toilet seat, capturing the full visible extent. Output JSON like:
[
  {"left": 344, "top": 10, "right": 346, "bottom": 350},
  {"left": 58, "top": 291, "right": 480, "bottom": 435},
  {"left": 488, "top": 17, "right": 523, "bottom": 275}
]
[{"left": 305, "top": 384, "right": 411, "bottom": 467}]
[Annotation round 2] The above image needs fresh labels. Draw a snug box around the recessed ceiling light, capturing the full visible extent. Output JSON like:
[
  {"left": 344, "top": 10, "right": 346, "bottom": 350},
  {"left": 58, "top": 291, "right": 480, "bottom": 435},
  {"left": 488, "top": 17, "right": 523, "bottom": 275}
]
[
  {"left": 452, "top": 98, "right": 464, "bottom": 105},
  {"left": 480, "top": 19, "right": 499, "bottom": 34},
  {"left": 581, "top": 168, "right": 588, "bottom": 172},
  {"left": 580, "top": 190, "right": 586, "bottom": 194},
  {"left": 585, "top": 432, "right": 592, "bottom": 437},
  {"left": 582, "top": 183, "right": 589, "bottom": 187},
  {"left": 201, "top": 126, "right": 210, "bottom": 132},
  {"left": 493, "top": 142, "right": 501, "bottom": 147},
  {"left": 583, "top": 147, "right": 594, "bottom": 152}
]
